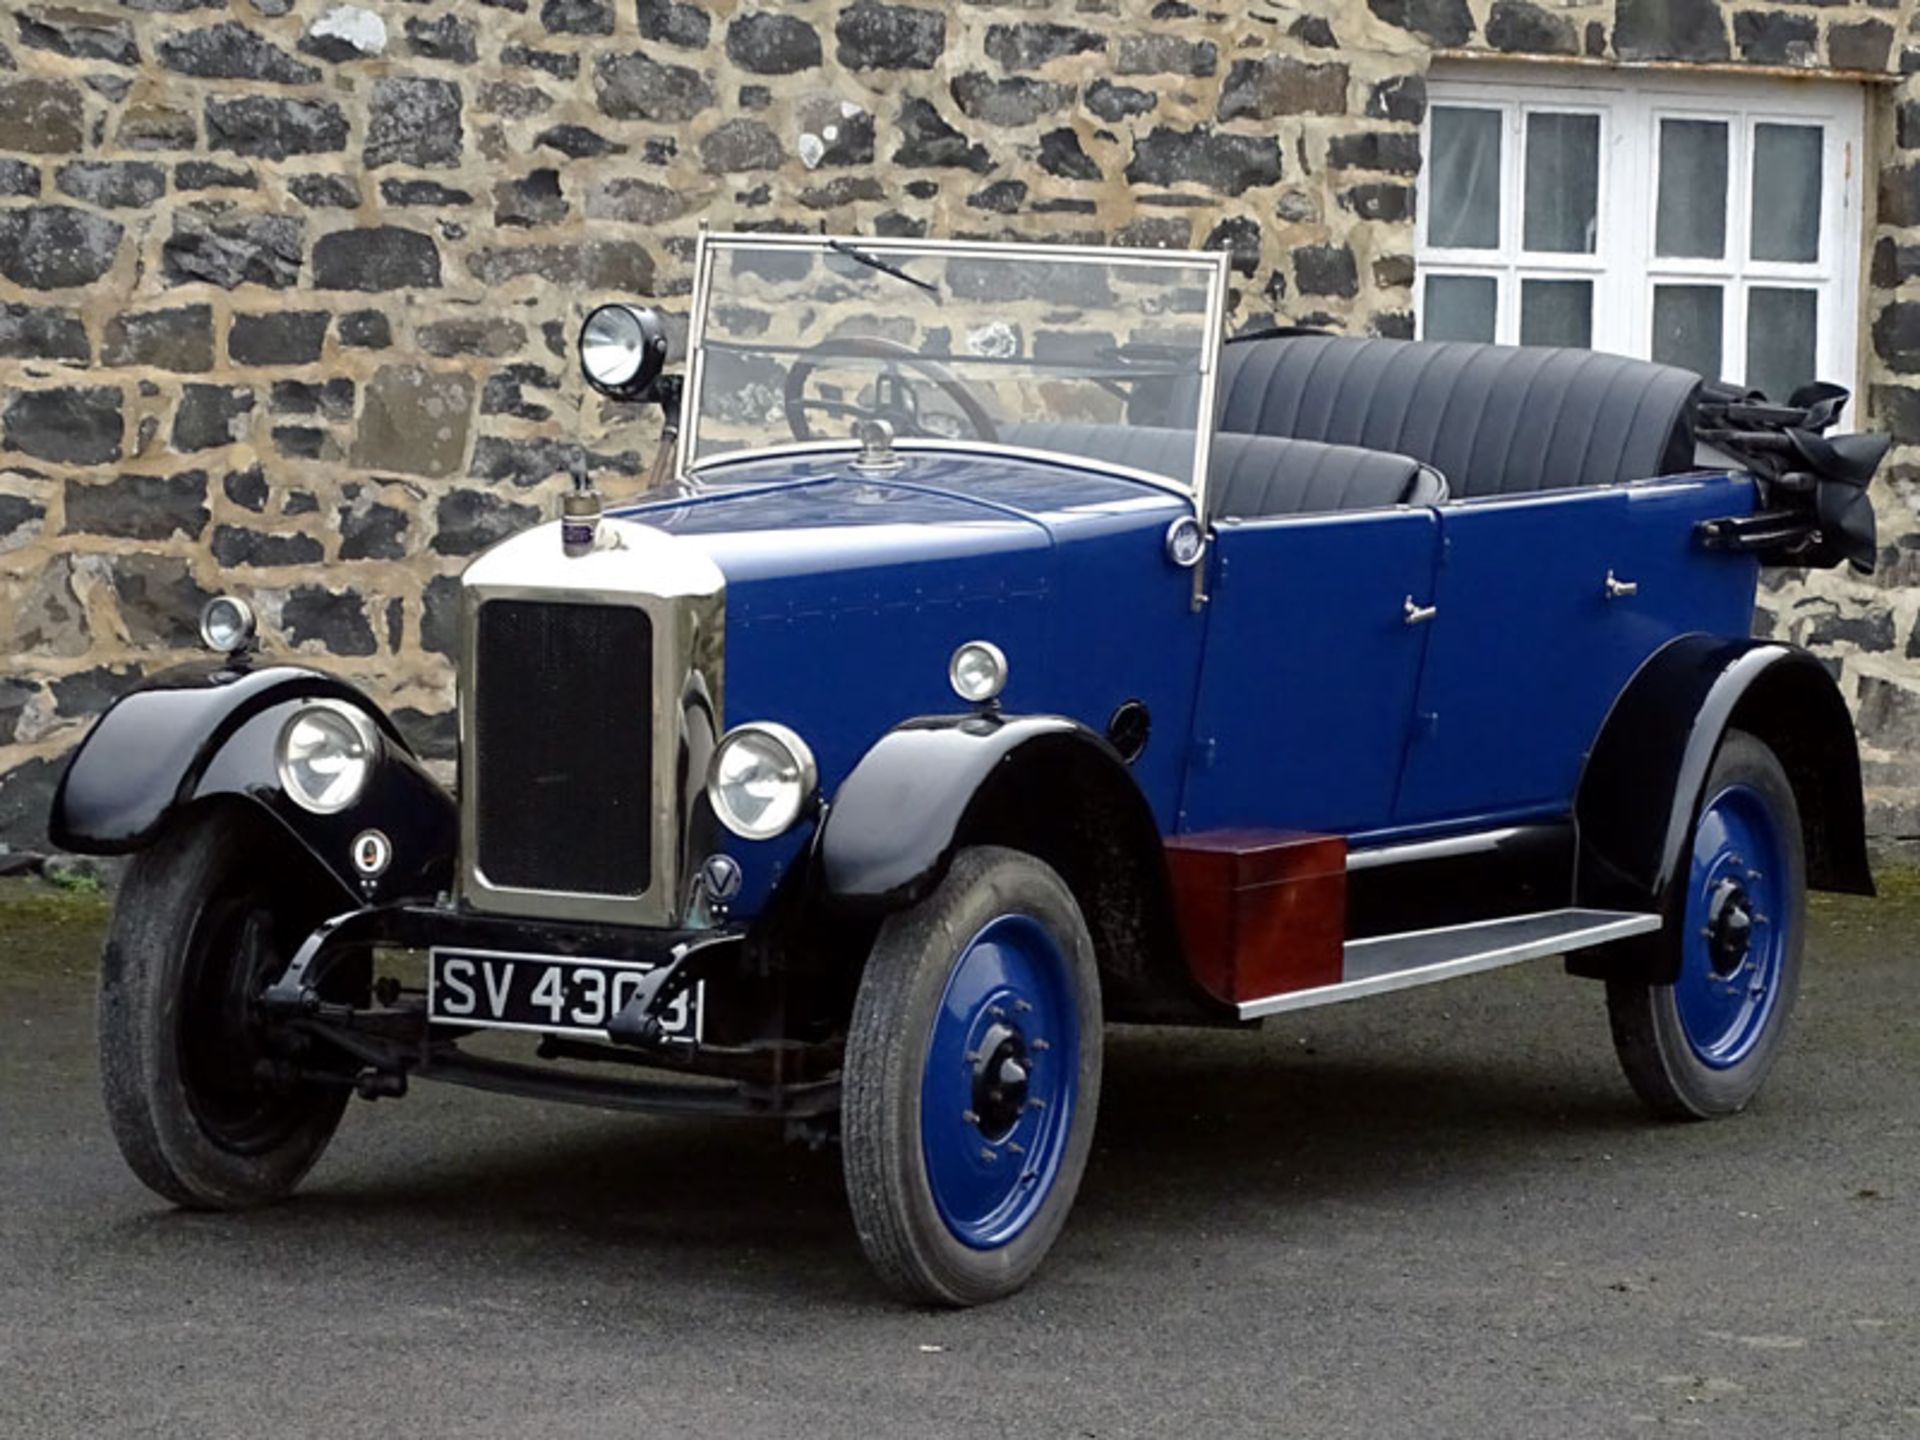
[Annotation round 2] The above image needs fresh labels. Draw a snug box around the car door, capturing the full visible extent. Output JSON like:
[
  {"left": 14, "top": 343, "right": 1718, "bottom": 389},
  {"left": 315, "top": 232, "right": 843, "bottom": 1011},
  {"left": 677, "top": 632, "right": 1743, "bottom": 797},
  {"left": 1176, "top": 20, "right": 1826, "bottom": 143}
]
[
  {"left": 1390, "top": 476, "right": 1760, "bottom": 827},
  {"left": 1179, "top": 508, "right": 1441, "bottom": 836}
]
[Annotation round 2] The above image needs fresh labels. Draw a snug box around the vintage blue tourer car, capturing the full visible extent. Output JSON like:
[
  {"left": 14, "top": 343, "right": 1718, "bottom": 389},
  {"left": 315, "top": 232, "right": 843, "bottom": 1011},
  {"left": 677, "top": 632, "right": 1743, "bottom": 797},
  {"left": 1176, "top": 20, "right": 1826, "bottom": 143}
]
[{"left": 52, "top": 235, "right": 1883, "bottom": 1305}]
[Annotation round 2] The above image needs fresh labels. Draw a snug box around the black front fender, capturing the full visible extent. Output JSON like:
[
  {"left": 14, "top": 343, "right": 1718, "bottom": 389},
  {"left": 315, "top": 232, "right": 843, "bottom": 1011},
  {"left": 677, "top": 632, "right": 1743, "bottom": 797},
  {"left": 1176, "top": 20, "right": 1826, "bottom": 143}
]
[
  {"left": 1576, "top": 635, "right": 1872, "bottom": 918},
  {"left": 814, "top": 712, "right": 1234, "bottom": 1023},
  {"left": 819, "top": 713, "right": 1162, "bottom": 907},
  {"left": 50, "top": 660, "right": 455, "bottom": 905},
  {"left": 817, "top": 713, "right": 1087, "bottom": 908}
]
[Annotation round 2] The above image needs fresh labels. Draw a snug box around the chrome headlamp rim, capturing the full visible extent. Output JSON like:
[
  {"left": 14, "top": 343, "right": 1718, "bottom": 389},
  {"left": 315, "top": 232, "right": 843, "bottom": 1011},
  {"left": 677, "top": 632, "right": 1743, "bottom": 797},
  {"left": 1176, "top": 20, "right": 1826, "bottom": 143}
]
[
  {"left": 706, "top": 721, "right": 818, "bottom": 842},
  {"left": 275, "top": 699, "right": 381, "bottom": 816},
  {"left": 578, "top": 302, "right": 664, "bottom": 399},
  {"left": 199, "top": 594, "right": 257, "bottom": 654},
  {"left": 948, "top": 639, "right": 1009, "bottom": 704}
]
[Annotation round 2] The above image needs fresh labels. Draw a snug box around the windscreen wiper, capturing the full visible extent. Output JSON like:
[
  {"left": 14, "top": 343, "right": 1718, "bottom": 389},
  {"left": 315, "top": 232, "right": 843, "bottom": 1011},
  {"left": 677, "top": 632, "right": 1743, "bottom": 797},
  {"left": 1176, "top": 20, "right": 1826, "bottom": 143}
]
[{"left": 827, "top": 239, "right": 940, "bottom": 297}]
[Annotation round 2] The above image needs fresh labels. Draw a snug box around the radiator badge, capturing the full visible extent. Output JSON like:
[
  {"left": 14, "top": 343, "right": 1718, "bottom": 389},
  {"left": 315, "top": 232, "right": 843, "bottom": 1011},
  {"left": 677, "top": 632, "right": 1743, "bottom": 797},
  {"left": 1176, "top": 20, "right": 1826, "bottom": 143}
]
[{"left": 352, "top": 829, "right": 393, "bottom": 879}]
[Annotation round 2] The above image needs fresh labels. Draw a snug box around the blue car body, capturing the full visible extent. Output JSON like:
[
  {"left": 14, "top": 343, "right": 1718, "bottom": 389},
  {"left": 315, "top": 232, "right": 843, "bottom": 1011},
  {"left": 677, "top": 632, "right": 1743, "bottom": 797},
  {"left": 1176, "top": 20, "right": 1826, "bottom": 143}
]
[{"left": 606, "top": 451, "right": 1766, "bottom": 927}]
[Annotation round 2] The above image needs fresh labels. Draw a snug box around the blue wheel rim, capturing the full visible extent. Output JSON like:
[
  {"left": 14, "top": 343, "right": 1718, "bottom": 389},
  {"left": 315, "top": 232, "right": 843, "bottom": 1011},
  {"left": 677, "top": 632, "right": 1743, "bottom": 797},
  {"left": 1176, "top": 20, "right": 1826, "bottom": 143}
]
[
  {"left": 920, "top": 914, "right": 1079, "bottom": 1250},
  {"left": 1672, "top": 783, "right": 1789, "bottom": 1069}
]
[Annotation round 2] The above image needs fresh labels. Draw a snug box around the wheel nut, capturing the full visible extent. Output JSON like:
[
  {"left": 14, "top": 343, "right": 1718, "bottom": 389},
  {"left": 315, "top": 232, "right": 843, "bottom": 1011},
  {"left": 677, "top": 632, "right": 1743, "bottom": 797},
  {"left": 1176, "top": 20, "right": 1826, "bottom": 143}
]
[
  {"left": 1031, "top": 1038, "right": 1051, "bottom": 1052},
  {"left": 962, "top": 1109, "right": 979, "bottom": 1124},
  {"left": 979, "top": 1147, "right": 997, "bottom": 1163}
]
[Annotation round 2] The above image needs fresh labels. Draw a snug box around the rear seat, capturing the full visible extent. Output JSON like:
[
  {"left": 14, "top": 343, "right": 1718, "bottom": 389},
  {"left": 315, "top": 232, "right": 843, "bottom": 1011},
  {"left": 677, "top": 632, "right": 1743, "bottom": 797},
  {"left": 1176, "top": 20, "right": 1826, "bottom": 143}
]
[
  {"left": 1000, "top": 420, "right": 1444, "bottom": 518},
  {"left": 1216, "top": 334, "right": 1701, "bottom": 499}
]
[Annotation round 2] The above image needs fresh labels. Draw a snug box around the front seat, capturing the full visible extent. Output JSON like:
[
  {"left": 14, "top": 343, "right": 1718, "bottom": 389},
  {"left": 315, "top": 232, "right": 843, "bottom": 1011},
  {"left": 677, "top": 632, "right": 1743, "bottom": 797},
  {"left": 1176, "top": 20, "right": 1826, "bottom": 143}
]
[{"left": 999, "top": 420, "right": 1446, "bottom": 517}]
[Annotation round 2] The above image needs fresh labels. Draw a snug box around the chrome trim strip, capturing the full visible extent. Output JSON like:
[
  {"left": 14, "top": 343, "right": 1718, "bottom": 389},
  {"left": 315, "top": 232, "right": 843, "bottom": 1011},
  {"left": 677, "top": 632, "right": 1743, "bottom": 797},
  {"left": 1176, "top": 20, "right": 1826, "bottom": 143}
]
[
  {"left": 1345, "top": 825, "right": 1533, "bottom": 872},
  {"left": 458, "top": 518, "right": 725, "bottom": 929},
  {"left": 1234, "top": 909, "right": 1662, "bottom": 1020}
]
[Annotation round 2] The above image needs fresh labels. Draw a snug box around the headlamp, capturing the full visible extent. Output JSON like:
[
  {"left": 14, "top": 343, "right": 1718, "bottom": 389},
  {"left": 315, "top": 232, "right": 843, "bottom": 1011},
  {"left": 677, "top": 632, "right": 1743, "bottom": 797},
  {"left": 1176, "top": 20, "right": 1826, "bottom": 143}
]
[
  {"left": 199, "top": 595, "right": 257, "bottom": 654},
  {"left": 707, "top": 722, "right": 817, "bottom": 841},
  {"left": 579, "top": 303, "right": 669, "bottom": 399},
  {"left": 948, "top": 640, "right": 1008, "bottom": 705},
  {"left": 276, "top": 700, "right": 380, "bottom": 815}
]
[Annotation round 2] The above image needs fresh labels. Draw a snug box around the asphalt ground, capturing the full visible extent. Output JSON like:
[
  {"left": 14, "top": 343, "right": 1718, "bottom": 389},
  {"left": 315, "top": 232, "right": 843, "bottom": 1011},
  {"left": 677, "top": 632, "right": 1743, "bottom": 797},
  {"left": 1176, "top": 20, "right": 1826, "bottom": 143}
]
[{"left": 1, "top": 874, "right": 1916, "bottom": 1440}]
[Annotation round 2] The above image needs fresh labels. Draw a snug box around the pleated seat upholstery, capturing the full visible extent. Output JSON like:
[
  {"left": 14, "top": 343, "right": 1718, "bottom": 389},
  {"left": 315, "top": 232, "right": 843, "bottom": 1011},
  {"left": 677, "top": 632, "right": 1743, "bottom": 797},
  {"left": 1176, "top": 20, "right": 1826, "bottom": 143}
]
[
  {"left": 1000, "top": 421, "right": 1443, "bottom": 518},
  {"left": 1206, "top": 432, "right": 1445, "bottom": 517},
  {"left": 1214, "top": 335, "right": 1701, "bottom": 499}
]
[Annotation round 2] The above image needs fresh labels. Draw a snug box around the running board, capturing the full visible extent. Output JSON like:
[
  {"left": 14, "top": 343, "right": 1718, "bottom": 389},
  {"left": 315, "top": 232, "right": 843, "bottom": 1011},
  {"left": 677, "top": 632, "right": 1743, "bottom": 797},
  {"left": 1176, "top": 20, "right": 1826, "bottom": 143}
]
[{"left": 1235, "top": 908, "right": 1661, "bottom": 1020}]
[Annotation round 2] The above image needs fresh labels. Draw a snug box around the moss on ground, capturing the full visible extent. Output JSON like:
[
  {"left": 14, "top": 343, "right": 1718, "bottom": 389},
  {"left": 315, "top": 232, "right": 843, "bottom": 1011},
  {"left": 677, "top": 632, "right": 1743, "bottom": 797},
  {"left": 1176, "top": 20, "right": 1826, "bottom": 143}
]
[{"left": 0, "top": 877, "right": 110, "bottom": 984}]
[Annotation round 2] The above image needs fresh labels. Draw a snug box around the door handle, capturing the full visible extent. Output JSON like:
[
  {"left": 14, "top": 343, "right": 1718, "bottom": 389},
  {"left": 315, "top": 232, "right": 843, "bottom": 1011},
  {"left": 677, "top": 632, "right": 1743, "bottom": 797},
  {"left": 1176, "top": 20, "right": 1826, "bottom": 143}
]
[
  {"left": 1403, "top": 595, "right": 1438, "bottom": 625},
  {"left": 1604, "top": 569, "right": 1638, "bottom": 600}
]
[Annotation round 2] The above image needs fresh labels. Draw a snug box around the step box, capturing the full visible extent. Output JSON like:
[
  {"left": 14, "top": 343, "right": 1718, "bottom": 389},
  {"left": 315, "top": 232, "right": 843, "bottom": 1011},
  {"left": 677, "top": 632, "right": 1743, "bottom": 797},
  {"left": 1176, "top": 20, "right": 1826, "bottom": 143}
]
[{"left": 1165, "top": 829, "right": 1347, "bottom": 1006}]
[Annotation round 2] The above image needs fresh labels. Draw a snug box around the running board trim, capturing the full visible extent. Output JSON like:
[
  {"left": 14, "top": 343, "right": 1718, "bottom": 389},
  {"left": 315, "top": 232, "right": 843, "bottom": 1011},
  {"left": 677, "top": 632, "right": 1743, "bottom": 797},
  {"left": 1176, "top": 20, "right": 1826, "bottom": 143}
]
[{"left": 1235, "top": 907, "right": 1662, "bottom": 1020}]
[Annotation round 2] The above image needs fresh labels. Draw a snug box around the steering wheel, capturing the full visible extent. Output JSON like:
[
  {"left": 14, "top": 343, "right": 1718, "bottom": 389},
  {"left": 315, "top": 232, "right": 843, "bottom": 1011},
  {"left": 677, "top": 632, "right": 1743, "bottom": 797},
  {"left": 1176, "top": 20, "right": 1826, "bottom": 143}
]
[{"left": 782, "top": 336, "right": 1000, "bottom": 445}]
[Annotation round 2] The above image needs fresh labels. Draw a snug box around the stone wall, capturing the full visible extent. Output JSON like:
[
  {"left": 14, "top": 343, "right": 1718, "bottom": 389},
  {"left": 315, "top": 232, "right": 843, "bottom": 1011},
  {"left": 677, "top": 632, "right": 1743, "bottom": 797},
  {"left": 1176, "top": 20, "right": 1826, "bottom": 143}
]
[{"left": 0, "top": 0, "right": 1916, "bottom": 853}]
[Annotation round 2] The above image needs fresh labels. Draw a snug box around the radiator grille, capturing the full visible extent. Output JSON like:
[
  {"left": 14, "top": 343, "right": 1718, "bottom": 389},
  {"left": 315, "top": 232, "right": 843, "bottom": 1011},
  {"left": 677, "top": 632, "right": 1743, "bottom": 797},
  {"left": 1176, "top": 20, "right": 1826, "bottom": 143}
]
[{"left": 473, "top": 599, "right": 653, "bottom": 897}]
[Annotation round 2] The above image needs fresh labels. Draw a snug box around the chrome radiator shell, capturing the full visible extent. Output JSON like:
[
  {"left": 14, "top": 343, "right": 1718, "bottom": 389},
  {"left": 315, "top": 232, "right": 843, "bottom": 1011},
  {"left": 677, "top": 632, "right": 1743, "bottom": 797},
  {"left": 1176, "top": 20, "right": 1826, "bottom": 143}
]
[{"left": 457, "top": 518, "right": 726, "bottom": 928}]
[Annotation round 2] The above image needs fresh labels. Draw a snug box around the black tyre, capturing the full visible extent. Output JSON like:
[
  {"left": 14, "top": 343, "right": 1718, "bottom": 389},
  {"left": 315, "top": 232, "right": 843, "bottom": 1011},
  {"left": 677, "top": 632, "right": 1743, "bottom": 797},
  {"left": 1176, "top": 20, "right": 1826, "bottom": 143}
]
[
  {"left": 99, "top": 806, "right": 353, "bottom": 1209},
  {"left": 1607, "top": 730, "right": 1806, "bottom": 1119},
  {"left": 841, "top": 846, "right": 1102, "bottom": 1306}
]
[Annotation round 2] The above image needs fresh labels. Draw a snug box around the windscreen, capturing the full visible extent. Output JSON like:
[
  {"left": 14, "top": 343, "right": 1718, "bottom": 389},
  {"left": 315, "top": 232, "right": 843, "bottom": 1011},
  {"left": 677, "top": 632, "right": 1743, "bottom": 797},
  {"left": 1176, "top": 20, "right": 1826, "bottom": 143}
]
[{"left": 686, "top": 237, "right": 1225, "bottom": 492}]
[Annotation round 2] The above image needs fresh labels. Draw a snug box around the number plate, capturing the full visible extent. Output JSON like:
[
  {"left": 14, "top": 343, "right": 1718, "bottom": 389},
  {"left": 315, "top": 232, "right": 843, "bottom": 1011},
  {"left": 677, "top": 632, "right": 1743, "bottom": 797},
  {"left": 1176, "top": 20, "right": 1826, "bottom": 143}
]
[{"left": 428, "top": 948, "right": 701, "bottom": 1042}]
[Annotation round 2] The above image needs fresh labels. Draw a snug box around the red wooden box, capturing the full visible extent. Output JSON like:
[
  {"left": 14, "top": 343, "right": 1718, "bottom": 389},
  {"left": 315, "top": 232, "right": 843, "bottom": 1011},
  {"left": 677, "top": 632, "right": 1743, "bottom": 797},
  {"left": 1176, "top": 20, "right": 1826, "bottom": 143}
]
[{"left": 1164, "top": 829, "right": 1347, "bottom": 1006}]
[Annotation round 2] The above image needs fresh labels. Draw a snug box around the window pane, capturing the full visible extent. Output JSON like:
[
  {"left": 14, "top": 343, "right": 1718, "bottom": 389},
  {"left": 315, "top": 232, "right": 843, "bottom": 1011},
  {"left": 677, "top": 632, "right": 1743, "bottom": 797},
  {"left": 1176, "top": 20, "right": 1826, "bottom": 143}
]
[
  {"left": 1523, "top": 112, "right": 1600, "bottom": 254},
  {"left": 1423, "top": 275, "right": 1498, "bottom": 341},
  {"left": 1520, "top": 279, "right": 1592, "bottom": 347},
  {"left": 1652, "top": 285, "right": 1724, "bottom": 380},
  {"left": 1751, "top": 124, "right": 1822, "bottom": 263},
  {"left": 1428, "top": 107, "right": 1502, "bottom": 250},
  {"left": 1746, "top": 287, "right": 1817, "bottom": 401},
  {"left": 1656, "top": 119, "right": 1728, "bottom": 259}
]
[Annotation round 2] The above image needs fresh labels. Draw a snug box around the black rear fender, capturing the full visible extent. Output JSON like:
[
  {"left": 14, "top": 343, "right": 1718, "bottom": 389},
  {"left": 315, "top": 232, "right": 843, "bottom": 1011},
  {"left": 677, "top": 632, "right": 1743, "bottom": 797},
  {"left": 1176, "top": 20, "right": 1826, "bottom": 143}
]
[
  {"left": 1572, "top": 635, "right": 1870, "bottom": 980},
  {"left": 816, "top": 714, "right": 1216, "bottom": 1022},
  {"left": 50, "top": 660, "right": 455, "bottom": 906}
]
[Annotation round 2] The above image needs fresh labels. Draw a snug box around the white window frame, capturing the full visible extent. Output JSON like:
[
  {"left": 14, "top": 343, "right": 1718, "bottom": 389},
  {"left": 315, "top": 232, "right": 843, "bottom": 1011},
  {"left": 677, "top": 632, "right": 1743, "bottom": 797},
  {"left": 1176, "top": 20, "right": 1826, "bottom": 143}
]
[{"left": 1418, "top": 65, "right": 1864, "bottom": 404}]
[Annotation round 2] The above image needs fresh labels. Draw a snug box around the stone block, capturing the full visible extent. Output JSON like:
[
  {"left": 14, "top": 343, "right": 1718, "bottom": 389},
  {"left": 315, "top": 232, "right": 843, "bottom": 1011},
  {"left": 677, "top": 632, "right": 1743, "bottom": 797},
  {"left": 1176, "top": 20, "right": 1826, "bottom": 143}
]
[
  {"left": 64, "top": 470, "right": 209, "bottom": 541},
  {"left": 0, "top": 79, "right": 84, "bottom": 154},
  {"left": 0, "top": 303, "right": 89, "bottom": 362},
  {"left": 350, "top": 365, "right": 474, "bottom": 478},
  {"left": 836, "top": 0, "right": 943, "bottom": 71},
  {"left": 4, "top": 386, "right": 121, "bottom": 464},
  {"left": 0, "top": 205, "right": 123, "bottom": 289},
  {"left": 228, "top": 311, "right": 330, "bottom": 366}
]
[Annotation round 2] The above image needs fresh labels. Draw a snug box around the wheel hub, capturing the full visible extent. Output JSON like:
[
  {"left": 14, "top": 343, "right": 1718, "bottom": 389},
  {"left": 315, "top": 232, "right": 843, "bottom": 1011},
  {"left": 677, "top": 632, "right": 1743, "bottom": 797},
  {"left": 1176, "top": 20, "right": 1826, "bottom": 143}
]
[
  {"left": 919, "top": 913, "right": 1079, "bottom": 1250},
  {"left": 970, "top": 1020, "right": 1030, "bottom": 1141},
  {"left": 1705, "top": 877, "right": 1754, "bottom": 977},
  {"left": 1671, "top": 781, "right": 1790, "bottom": 1071}
]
